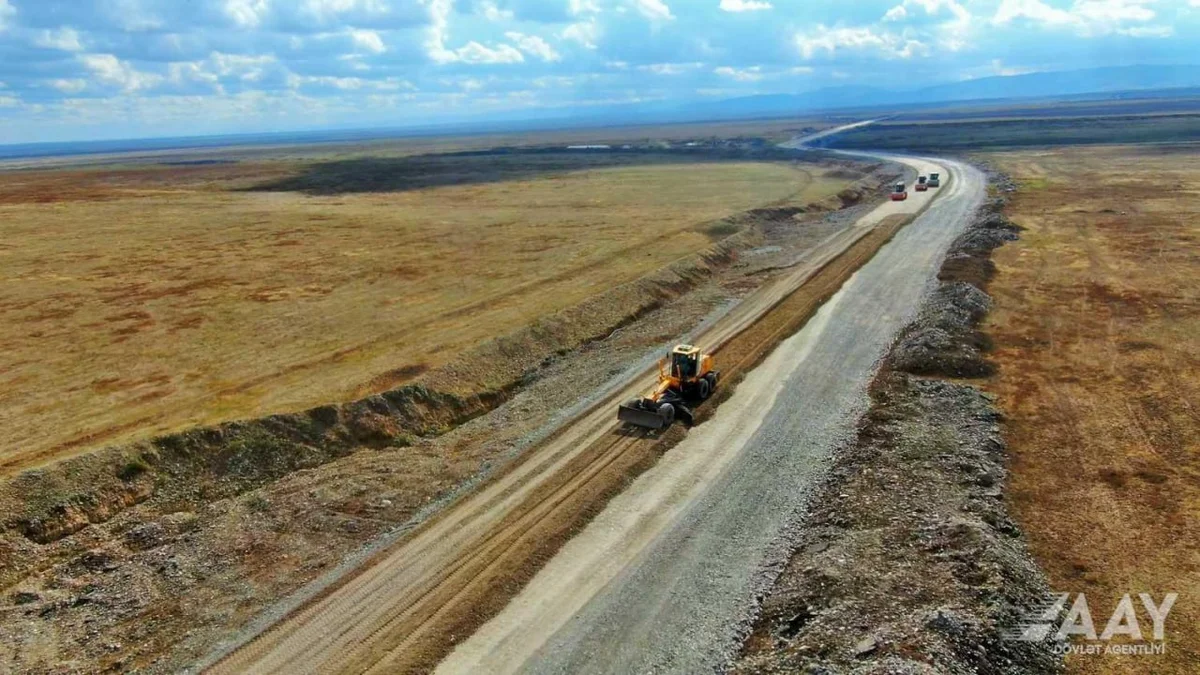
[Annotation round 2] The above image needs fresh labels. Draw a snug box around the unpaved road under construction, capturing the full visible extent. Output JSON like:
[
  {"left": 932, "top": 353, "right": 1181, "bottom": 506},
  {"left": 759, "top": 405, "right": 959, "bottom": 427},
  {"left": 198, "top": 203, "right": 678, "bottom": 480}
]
[
  {"left": 205, "top": 133, "right": 983, "bottom": 674},
  {"left": 439, "top": 155, "right": 985, "bottom": 673}
]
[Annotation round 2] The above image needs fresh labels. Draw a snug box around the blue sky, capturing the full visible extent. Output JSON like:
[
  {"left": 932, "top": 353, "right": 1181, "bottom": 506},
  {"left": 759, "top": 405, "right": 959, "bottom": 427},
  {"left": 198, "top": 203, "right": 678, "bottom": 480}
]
[{"left": 0, "top": 0, "right": 1198, "bottom": 142}]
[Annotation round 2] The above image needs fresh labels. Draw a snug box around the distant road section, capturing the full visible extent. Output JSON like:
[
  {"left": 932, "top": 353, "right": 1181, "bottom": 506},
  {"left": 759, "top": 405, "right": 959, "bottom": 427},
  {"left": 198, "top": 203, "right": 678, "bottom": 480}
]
[{"left": 780, "top": 118, "right": 881, "bottom": 148}]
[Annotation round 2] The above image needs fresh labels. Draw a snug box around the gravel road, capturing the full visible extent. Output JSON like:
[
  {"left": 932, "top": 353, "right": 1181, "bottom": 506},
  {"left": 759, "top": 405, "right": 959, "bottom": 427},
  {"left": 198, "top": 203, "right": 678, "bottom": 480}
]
[{"left": 437, "top": 153, "right": 986, "bottom": 674}]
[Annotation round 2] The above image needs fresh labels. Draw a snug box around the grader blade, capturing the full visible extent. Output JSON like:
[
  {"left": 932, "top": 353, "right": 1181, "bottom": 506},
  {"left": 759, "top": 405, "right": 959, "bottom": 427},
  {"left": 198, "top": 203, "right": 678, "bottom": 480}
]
[{"left": 618, "top": 402, "right": 667, "bottom": 430}]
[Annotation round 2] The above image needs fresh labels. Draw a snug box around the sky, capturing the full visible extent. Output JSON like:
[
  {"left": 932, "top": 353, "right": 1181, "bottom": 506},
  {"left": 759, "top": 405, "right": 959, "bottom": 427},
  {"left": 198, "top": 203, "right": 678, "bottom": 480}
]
[{"left": 1, "top": 0, "right": 1199, "bottom": 143}]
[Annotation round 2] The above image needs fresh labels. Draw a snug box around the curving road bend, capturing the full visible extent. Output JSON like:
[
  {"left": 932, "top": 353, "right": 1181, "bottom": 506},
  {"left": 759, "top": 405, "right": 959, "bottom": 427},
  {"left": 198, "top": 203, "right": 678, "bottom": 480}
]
[
  {"left": 437, "top": 149, "right": 985, "bottom": 674},
  {"left": 203, "top": 125, "right": 981, "bottom": 675}
]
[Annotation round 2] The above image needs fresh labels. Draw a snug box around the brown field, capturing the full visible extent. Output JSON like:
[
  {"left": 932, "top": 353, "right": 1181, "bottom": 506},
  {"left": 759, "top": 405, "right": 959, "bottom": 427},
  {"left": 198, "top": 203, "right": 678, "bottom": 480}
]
[
  {"left": 983, "top": 145, "right": 1200, "bottom": 673},
  {"left": 0, "top": 152, "right": 851, "bottom": 473}
]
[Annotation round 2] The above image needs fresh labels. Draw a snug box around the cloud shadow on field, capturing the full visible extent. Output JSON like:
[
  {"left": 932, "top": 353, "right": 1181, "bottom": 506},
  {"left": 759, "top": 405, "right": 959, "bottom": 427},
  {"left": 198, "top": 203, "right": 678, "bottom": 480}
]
[{"left": 244, "top": 146, "right": 800, "bottom": 195}]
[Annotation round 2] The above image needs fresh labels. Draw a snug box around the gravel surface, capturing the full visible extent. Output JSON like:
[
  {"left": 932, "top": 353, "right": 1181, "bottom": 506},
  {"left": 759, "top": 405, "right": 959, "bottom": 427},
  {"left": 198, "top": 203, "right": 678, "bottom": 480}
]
[{"left": 438, "top": 155, "right": 986, "bottom": 674}]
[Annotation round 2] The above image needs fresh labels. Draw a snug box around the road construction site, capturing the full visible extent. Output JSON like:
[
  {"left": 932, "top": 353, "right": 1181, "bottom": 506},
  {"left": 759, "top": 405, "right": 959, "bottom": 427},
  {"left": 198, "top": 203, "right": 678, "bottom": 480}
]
[
  {"left": 0, "top": 135, "right": 898, "bottom": 672},
  {"left": 205, "top": 138, "right": 982, "bottom": 673},
  {"left": 0, "top": 122, "right": 1001, "bottom": 673},
  {"left": 6, "top": 109, "right": 1192, "bottom": 675}
]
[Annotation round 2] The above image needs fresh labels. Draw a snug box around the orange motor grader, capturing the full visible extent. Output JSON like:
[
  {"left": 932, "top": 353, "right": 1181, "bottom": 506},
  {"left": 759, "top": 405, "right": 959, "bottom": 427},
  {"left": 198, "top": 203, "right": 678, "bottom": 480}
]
[{"left": 617, "top": 344, "right": 719, "bottom": 430}]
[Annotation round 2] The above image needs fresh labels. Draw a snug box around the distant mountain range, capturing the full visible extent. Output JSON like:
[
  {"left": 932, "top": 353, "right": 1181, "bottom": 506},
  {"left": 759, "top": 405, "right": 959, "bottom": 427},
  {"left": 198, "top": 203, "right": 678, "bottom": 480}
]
[
  {"left": 463, "top": 65, "right": 1200, "bottom": 131},
  {"left": 6, "top": 65, "right": 1200, "bottom": 159},
  {"left": 670, "top": 65, "right": 1200, "bottom": 121}
]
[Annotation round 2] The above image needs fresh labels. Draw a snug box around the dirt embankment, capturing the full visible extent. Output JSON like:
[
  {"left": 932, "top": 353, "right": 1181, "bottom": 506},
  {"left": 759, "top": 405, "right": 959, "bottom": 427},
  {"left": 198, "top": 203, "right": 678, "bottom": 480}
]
[
  {"left": 737, "top": 181, "right": 1063, "bottom": 673},
  {"left": 2, "top": 226, "right": 757, "bottom": 549}
]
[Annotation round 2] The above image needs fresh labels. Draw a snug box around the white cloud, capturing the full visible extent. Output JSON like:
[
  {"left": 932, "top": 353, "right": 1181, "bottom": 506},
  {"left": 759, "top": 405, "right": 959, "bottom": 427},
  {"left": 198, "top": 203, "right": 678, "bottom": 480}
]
[
  {"left": 719, "top": 0, "right": 772, "bottom": 12},
  {"left": 0, "top": 95, "right": 19, "bottom": 107},
  {"left": 166, "top": 52, "right": 277, "bottom": 93},
  {"left": 423, "top": 0, "right": 455, "bottom": 62},
  {"left": 456, "top": 41, "right": 525, "bottom": 63},
  {"left": 908, "top": 0, "right": 969, "bottom": 17},
  {"left": 34, "top": 27, "right": 84, "bottom": 52},
  {"left": 0, "top": 0, "right": 15, "bottom": 32},
  {"left": 990, "top": 59, "right": 1035, "bottom": 76},
  {"left": 79, "top": 53, "right": 164, "bottom": 93},
  {"left": 630, "top": 0, "right": 673, "bottom": 21},
  {"left": 994, "top": 0, "right": 1085, "bottom": 24},
  {"left": 714, "top": 65, "right": 764, "bottom": 81},
  {"left": 111, "top": 1, "right": 165, "bottom": 32},
  {"left": 351, "top": 29, "right": 386, "bottom": 53},
  {"left": 424, "top": 0, "right": 524, "bottom": 64},
  {"left": 1118, "top": 24, "right": 1173, "bottom": 37},
  {"left": 569, "top": 0, "right": 601, "bottom": 14},
  {"left": 477, "top": 0, "right": 513, "bottom": 21},
  {"left": 376, "top": 76, "right": 416, "bottom": 91},
  {"left": 223, "top": 0, "right": 271, "bottom": 28},
  {"left": 882, "top": 0, "right": 973, "bottom": 50},
  {"left": 209, "top": 52, "right": 277, "bottom": 80},
  {"left": 302, "top": 0, "right": 388, "bottom": 23},
  {"left": 288, "top": 74, "right": 372, "bottom": 90},
  {"left": 893, "top": 0, "right": 971, "bottom": 23},
  {"left": 505, "top": 31, "right": 561, "bottom": 62},
  {"left": 168, "top": 61, "right": 222, "bottom": 89},
  {"left": 562, "top": 19, "right": 601, "bottom": 48},
  {"left": 993, "top": 0, "right": 1162, "bottom": 37},
  {"left": 796, "top": 25, "right": 928, "bottom": 60},
  {"left": 1074, "top": 0, "right": 1155, "bottom": 24},
  {"left": 638, "top": 62, "right": 702, "bottom": 75}
]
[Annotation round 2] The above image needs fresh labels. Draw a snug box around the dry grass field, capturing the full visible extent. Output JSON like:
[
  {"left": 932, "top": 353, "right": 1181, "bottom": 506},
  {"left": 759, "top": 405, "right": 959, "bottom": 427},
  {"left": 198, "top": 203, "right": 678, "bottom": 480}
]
[
  {"left": 983, "top": 144, "right": 1200, "bottom": 673},
  {"left": 0, "top": 152, "right": 850, "bottom": 474}
]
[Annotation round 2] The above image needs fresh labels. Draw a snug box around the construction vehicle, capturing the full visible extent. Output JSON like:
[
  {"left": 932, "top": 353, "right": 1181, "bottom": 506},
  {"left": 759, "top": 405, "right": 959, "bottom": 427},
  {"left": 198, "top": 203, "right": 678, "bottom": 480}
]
[
  {"left": 890, "top": 181, "right": 908, "bottom": 201},
  {"left": 928, "top": 172, "right": 941, "bottom": 188},
  {"left": 915, "top": 176, "right": 929, "bottom": 192},
  {"left": 617, "top": 344, "right": 719, "bottom": 430}
]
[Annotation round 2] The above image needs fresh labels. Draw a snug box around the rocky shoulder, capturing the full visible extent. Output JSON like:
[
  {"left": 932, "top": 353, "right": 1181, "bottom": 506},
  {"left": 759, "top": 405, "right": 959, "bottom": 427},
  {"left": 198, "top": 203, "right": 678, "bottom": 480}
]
[{"left": 735, "top": 174, "right": 1064, "bottom": 674}]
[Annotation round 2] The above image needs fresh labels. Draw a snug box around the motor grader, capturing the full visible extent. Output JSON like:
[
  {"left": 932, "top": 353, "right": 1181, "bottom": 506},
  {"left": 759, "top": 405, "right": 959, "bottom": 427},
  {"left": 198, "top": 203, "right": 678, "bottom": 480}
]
[{"left": 617, "top": 344, "right": 719, "bottom": 430}]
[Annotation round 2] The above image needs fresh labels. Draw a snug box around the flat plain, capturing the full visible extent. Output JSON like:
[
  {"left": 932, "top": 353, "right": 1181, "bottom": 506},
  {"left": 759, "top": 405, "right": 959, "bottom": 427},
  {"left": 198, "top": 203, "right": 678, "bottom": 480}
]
[
  {"left": 983, "top": 143, "right": 1200, "bottom": 673},
  {"left": 0, "top": 149, "right": 850, "bottom": 474},
  {"left": 829, "top": 111, "right": 1200, "bottom": 151}
]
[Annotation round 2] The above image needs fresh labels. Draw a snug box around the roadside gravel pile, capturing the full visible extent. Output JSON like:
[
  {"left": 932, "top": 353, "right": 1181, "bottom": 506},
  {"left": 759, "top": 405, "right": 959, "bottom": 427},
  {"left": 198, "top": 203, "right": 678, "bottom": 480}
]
[
  {"left": 737, "top": 179, "right": 1061, "bottom": 674},
  {"left": 891, "top": 196, "right": 1021, "bottom": 377}
]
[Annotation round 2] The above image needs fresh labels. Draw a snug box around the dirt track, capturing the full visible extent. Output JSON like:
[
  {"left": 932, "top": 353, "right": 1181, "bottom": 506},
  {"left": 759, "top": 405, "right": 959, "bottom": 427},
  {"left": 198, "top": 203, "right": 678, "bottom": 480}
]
[{"left": 202, "top": 141, "right": 946, "bottom": 674}]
